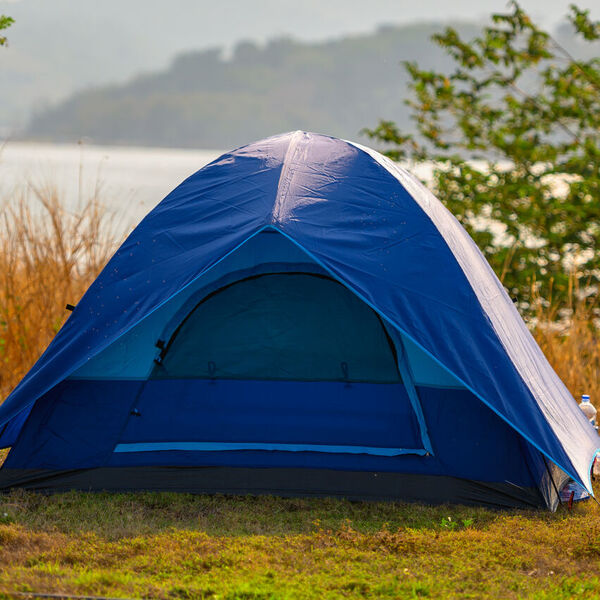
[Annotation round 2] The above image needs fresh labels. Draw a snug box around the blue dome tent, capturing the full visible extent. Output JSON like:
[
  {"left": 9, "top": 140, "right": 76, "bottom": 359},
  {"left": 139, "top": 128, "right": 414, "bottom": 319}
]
[{"left": 0, "top": 131, "right": 597, "bottom": 509}]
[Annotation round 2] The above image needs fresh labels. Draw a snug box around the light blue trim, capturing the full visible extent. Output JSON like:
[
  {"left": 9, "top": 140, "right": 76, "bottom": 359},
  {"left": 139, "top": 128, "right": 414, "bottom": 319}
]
[
  {"left": 396, "top": 337, "right": 433, "bottom": 455},
  {"left": 413, "top": 382, "right": 465, "bottom": 390},
  {"left": 114, "top": 441, "right": 429, "bottom": 457},
  {"left": 68, "top": 375, "right": 148, "bottom": 381}
]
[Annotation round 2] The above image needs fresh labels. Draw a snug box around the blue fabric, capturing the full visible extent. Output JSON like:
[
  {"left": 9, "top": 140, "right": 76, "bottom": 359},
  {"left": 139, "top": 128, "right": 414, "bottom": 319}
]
[
  {"left": 400, "top": 335, "right": 464, "bottom": 388},
  {"left": 119, "top": 379, "right": 424, "bottom": 451},
  {"left": 66, "top": 234, "right": 463, "bottom": 387},
  {"left": 4, "top": 380, "right": 142, "bottom": 469},
  {"left": 0, "top": 131, "right": 593, "bottom": 489},
  {"left": 4, "top": 379, "right": 537, "bottom": 487},
  {"left": 0, "top": 407, "right": 31, "bottom": 448}
]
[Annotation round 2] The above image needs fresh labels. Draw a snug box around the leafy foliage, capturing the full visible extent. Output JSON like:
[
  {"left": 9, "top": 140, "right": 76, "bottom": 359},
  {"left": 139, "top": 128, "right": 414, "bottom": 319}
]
[
  {"left": 365, "top": 3, "right": 600, "bottom": 307},
  {"left": 0, "top": 15, "right": 13, "bottom": 47}
]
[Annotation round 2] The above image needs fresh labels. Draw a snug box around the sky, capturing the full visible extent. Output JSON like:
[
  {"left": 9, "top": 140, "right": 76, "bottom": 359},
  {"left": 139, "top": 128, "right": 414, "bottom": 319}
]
[
  {"left": 2, "top": 1, "right": 594, "bottom": 52},
  {"left": 0, "top": 0, "right": 598, "bottom": 130}
]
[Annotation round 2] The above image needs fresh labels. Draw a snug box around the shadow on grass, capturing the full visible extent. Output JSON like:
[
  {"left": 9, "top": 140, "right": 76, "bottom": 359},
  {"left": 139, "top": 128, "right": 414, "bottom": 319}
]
[{"left": 1, "top": 485, "right": 596, "bottom": 540}]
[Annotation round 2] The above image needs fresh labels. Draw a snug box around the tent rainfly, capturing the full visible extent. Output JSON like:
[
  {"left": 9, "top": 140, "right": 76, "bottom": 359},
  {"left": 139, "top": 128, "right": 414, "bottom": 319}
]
[{"left": 0, "top": 131, "right": 597, "bottom": 510}]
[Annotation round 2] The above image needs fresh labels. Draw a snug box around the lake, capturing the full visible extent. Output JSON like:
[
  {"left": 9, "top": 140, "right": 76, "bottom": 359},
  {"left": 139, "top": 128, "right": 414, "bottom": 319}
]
[{"left": 0, "top": 141, "right": 223, "bottom": 225}]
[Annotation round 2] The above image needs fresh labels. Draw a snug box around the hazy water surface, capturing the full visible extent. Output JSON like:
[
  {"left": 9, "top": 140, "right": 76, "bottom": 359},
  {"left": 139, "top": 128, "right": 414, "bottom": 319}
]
[
  {"left": 0, "top": 142, "right": 223, "bottom": 225},
  {"left": 0, "top": 141, "right": 441, "bottom": 233}
]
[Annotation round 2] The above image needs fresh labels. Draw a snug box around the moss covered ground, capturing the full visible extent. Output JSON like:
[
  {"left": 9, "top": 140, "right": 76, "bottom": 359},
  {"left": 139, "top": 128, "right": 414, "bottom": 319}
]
[{"left": 0, "top": 488, "right": 599, "bottom": 599}]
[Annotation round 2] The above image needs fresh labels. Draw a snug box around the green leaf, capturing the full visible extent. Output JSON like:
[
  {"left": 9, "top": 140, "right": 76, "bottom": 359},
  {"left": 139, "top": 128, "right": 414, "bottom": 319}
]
[{"left": 365, "top": 2, "right": 600, "bottom": 310}]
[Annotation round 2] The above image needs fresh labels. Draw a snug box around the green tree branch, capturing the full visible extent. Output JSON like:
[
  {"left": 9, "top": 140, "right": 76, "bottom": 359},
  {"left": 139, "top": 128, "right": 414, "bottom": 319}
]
[
  {"left": 364, "top": 1, "right": 600, "bottom": 309},
  {"left": 0, "top": 14, "right": 14, "bottom": 46}
]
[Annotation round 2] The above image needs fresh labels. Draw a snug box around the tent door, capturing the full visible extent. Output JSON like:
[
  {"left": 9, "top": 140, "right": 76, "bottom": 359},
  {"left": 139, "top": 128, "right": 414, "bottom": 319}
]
[{"left": 115, "top": 273, "right": 431, "bottom": 459}]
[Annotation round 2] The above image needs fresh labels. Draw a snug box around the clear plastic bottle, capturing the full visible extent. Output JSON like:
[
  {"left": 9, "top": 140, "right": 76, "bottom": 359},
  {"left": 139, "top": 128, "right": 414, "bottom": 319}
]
[{"left": 579, "top": 394, "right": 597, "bottom": 428}]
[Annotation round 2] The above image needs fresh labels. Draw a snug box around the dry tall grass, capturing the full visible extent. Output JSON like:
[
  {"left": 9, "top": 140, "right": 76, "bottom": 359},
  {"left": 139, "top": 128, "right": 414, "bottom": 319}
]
[
  {"left": 0, "top": 189, "right": 597, "bottom": 411},
  {"left": 531, "top": 283, "right": 600, "bottom": 406},
  {"left": 0, "top": 186, "right": 120, "bottom": 399}
]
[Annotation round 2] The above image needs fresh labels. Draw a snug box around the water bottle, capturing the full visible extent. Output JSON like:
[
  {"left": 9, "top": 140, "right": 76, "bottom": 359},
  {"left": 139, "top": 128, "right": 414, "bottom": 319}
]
[{"left": 579, "top": 394, "right": 597, "bottom": 428}]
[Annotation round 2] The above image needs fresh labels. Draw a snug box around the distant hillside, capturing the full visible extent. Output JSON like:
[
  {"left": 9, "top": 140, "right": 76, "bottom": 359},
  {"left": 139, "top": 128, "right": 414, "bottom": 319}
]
[{"left": 23, "top": 23, "right": 480, "bottom": 149}]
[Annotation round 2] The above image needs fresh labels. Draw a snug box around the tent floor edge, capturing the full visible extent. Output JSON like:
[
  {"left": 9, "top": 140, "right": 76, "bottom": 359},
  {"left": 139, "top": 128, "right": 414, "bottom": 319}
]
[{"left": 0, "top": 466, "right": 546, "bottom": 510}]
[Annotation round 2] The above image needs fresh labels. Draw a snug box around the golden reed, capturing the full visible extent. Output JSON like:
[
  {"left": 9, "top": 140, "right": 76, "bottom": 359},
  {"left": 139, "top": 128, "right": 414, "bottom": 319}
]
[
  {"left": 531, "top": 279, "right": 600, "bottom": 408},
  {"left": 0, "top": 186, "right": 120, "bottom": 399}
]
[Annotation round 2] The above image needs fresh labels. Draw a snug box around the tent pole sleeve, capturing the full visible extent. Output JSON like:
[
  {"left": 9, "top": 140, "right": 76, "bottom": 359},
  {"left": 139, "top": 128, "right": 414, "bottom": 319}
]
[{"left": 396, "top": 337, "right": 434, "bottom": 456}]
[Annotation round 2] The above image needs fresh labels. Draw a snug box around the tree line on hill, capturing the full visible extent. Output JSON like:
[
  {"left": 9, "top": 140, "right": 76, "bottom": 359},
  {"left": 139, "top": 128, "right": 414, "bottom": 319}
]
[{"left": 23, "top": 22, "right": 479, "bottom": 149}]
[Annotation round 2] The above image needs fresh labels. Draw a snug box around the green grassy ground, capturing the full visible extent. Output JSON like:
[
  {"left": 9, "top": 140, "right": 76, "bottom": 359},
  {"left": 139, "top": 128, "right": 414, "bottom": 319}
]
[{"left": 0, "top": 489, "right": 599, "bottom": 599}]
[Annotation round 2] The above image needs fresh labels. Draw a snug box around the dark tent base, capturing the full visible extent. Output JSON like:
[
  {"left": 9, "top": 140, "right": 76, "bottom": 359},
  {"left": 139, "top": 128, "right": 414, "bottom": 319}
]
[{"left": 0, "top": 466, "right": 550, "bottom": 509}]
